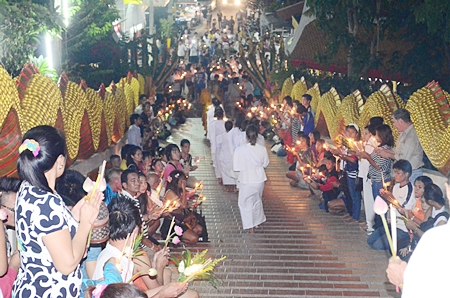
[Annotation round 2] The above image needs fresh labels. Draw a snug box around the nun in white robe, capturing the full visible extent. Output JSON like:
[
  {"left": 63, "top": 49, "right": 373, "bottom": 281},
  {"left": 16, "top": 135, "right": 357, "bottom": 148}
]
[
  {"left": 233, "top": 125, "right": 269, "bottom": 231},
  {"left": 209, "top": 107, "right": 226, "bottom": 179},
  {"left": 217, "top": 129, "right": 236, "bottom": 186}
]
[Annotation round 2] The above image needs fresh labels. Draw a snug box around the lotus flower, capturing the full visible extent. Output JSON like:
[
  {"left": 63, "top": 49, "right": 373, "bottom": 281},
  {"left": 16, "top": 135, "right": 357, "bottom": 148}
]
[
  {"left": 194, "top": 156, "right": 200, "bottom": 163},
  {"left": 374, "top": 196, "right": 388, "bottom": 215},
  {"left": 172, "top": 236, "right": 181, "bottom": 245},
  {"left": 174, "top": 225, "right": 183, "bottom": 236},
  {"left": 0, "top": 209, "right": 8, "bottom": 221},
  {"left": 83, "top": 177, "right": 107, "bottom": 193}
]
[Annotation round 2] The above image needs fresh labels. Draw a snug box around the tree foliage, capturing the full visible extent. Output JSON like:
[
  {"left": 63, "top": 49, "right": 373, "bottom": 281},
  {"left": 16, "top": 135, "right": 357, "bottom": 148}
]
[{"left": 0, "top": 0, "right": 61, "bottom": 76}]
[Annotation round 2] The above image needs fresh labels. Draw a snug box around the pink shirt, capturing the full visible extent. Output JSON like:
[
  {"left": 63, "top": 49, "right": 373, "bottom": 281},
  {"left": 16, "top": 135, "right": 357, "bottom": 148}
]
[{"left": 163, "top": 162, "right": 184, "bottom": 182}]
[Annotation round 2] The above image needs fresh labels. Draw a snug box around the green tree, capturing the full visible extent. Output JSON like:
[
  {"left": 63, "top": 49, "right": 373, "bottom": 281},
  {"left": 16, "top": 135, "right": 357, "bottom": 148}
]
[{"left": 0, "top": 0, "right": 61, "bottom": 75}]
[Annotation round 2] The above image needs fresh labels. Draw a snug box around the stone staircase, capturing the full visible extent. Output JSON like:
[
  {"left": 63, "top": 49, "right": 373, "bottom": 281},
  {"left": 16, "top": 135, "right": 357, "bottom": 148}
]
[{"left": 166, "top": 118, "right": 399, "bottom": 298}]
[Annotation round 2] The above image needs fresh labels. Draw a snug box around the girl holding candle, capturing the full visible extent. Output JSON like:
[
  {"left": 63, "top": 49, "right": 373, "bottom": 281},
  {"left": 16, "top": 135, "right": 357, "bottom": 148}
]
[
  {"left": 160, "top": 171, "right": 204, "bottom": 244},
  {"left": 358, "top": 124, "right": 394, "bottom": 227}
]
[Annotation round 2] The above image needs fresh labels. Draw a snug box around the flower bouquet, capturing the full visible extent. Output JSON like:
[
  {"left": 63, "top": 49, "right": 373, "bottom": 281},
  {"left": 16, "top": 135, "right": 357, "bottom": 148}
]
[{"left": 171, "top": 249, "right": 226, "bottom": 288}]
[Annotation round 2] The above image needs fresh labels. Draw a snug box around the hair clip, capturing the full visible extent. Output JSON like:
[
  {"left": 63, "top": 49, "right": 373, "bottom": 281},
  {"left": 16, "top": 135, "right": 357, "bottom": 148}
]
[
  {"left": 174, "top": 173, "right": 180, "bottom": 178},
  {"left": 92, "top": 284, "right": 108, "bottom": 298},
  {"left": 19, "top": 139, "right": 40, "bottom": 157}
]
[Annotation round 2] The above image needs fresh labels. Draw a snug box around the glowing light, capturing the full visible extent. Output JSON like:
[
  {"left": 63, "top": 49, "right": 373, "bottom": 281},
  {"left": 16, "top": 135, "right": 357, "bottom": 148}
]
[{"left": 45, "top": 33, "right": 53, "bottom": 69}]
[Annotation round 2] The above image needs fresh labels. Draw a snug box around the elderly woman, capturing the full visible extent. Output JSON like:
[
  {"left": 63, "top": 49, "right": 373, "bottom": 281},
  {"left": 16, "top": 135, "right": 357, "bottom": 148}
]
[{"left": 13, "top": 126, "right": 102, "bottom": 298}]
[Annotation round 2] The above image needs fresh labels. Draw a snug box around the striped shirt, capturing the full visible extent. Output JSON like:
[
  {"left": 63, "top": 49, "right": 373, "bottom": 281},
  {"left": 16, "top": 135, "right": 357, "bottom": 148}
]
[
  {"left": 291, "top": 118, "right": 301, "bottom": 141},
  {"left": 368, "top": 145, "right": 392, "bottom": 182}
]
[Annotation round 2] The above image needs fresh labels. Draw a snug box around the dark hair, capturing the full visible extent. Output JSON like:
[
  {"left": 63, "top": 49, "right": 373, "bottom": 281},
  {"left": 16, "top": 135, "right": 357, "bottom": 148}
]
[
  {"left": 108, "top": 196, "right": 142, "bottom": 241},
  {"left": 151, "top": 157, "right": 163, "bottom": 170},
  {"left": 214, "top": 106, "right": 224, "bottom": 119},
  {"left": 299, "top": 135, "right": 310, "bottom": 147},
  {"left": 101, "top": 284, "right": 147, "bottom": 298},
  {"left": 139, "top": 94, "right": 147, "bottom": 102},
  {"left": 55, "top": 170, "right": 87, "bottom": 207},
  {"left": 212, "top": 98, "right": 220, "bottom": 107},
  {"left": 283, "top": 96, "right": 293, "bottom": 107},
  {"left": 142, "top": 151, "right": 152, "bottom": 161},
  {"left": 17, "top": 125, "right": 66, "bottom": 193},
  {"left": 165, "top": 144, "right": 180, "bottom": 161},
  {"left": 239, "top": 119, "right": 249, "bottom": 132},
  {"left": 166, "top": 170, "right": 186, "bottom": 195},
  {"left": 129, "top": 113, "right": 141, "bottom": 125},
  {"left": 414, "top": 176, "right": 433, "bottom": 188},
  {"left": 121, "top": 169, "right": 138, "bottom": 185},
  {"left": 0, "top": 177, "right": 22, "bottom": 194},
  {"left": 311, "top": 130, "right": 320, "bottom": 142},
  {"left": 424, "top": 184, "right": 446, "bottom": 206},
  {"left": 110, "top": 155, "right": 120, "bottom": 163},
  {"left": 345, "top": 124, "right": 360, "bottom": 139},
  {"left": 120, "top": 144, "right": 135, "bottom": 160},
  {"left": 225, "top": 120, "right": 233, "bottom": 131},
  {"left": 246, "top": 124, "right": 258, "bottom": 145},
  {"left": 302, "top": 94, "right": 312, "bottom": 102},
  {"left": 126, "top": 146, "right": 142, "bottom": 168},
  {"left": 180, "top": 139, "right": 190, "bottom": 147},
  {"left": 296, "top": 104, "right": 307, "bottom": 114},
  {"left": 326, "top": 155, "right": 336, "bottom": 164},
  {"left": 105, "top": 167, "right": 122, "bottom": 184},
  {"left": 369, "top": 116, "right": 384, "bottom": 127},
  {"left": 392, "top": 109, "right": 411, "bottom": 123},
  {"left": 365, "top": 124, "right": 377, "bottom": 136},
  {"left": 376, "top": 124, "right": 394, "bottom": 147},
  {"left": 393, "top": 159, "right": 412, "bottom": 177}
]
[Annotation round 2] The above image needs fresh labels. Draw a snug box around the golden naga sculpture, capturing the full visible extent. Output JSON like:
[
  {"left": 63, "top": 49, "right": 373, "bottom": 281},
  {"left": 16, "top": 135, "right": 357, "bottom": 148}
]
[
  {"left": 0, "top": 64, "right": 139, "bottom": 177},
  {"left": 280, "top": 77, "right": 450, "bottom": 175}
]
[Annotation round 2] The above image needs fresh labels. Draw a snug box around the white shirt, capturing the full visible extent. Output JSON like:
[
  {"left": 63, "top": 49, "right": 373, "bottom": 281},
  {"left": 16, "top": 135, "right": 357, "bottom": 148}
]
[
  {"left": 402, "top": 223, "right": 450, "bottom": 297},
  {"left": 177, "top": 44, "right": 186, "bottom": 57},
  {"left": 358, "top": 138, "right": 377, "bottom": 178},
  {"left": 93, "top": 243, "right": 134, "bottom": 282},
  {"left": 127, "top": 125, "right": 142, "bottom": 148},
  {"left": 233, "top": 143, "right": 269, "bottom": 184},
  {"left": 242, "top": 81, "right": 254, "bottom": 97},
  {"left": 392, "top": 183, "right": 416, "bottom": 232},
  {"left": 431, "top": 206, "right": 448, "bottom": 226}
]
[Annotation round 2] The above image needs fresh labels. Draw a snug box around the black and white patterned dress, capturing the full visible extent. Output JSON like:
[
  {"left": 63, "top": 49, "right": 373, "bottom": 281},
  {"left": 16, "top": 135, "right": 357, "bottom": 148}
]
[{"left": 13, "top": 182, "right": 81, "bottom": 298}]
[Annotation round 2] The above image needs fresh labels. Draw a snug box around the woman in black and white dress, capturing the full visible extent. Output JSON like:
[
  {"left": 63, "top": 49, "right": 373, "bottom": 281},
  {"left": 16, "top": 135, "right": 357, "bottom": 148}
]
[{"left": 13, "top": 126, "right": 102, "bottom": 298}]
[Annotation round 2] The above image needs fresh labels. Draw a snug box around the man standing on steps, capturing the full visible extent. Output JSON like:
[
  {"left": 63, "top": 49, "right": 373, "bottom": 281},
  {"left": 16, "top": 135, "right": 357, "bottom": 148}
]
[
  {"left": 217, "top": 10, "right": 223, "bottom": 29},
  {"left": 375, "top": 108, "right": 424, "bottom": 183}
]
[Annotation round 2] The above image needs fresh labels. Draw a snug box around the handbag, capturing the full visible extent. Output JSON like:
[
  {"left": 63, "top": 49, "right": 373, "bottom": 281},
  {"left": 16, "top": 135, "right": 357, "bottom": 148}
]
[
  {"left": 183, "top": 212, "right": 199, "bottom": 230},
  {"left": 328, "top": 198, "right": 347, "bottom": 215},
  {"left": 355, "top": 177, "right": 363, "bottom": 192},
  {"left": 90, "top": 202, "right": 110, "bottom": 244}
]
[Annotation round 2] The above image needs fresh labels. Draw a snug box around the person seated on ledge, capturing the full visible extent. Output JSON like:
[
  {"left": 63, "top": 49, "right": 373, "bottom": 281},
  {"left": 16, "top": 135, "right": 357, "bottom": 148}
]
[
  {"left": 286, "top": 134, "right": 313, "bottom": 189},
  {"left": 160, "top": 171, "right": 204, "bottom": 245}
]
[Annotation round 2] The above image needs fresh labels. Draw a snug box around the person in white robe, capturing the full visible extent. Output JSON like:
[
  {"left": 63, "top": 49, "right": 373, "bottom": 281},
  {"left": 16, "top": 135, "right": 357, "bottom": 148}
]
[
  {"left": 233, "top": 124, "right": 269, "bottom": 233},
  {"left": 209, "top": 107, "right": 226, "bottom": 182},
  {"left": 206, "top": 98, "right": 225, "bottom": 141},
  {"left": 218, "top": 120, "right": 236, "bottom": 191}
]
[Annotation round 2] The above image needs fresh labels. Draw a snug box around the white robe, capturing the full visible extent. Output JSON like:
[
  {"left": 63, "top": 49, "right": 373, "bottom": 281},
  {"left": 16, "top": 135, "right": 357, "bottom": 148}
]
[
  {"left": 218, "top": 131, "right": 236, "bottom": 185},
  {"left": 209, "top": 119, "right": 226, "bottom": 178},
  {"left": 233, "top": 143, "right": 269, "bottom": 229}
]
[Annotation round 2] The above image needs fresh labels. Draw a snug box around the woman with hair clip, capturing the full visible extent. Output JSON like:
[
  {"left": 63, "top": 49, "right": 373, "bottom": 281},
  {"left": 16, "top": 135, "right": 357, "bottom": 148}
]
[
  {"left": 13, "top": 125, "right": 103, "bottom": 298},
  {"left": 160, "top": 170, "right": 203, "bottom": 245},
  {"left": 233, "top": 124, "right": 269, "bottom": 233}
]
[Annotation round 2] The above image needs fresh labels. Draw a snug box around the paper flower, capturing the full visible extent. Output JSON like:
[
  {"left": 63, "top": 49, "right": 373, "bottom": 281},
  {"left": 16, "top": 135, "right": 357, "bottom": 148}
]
[
  {"left": 148, "top": 268, "right": 158, "bottom": 277},
  {"left": 0, "top": 209, "right": 8, "bottom": 221},
  {"left": 172, "top": 236, "right": 181, "bottom": 245},
  {"left": 374, "top": 196, "right": 389, "bottom": 215},
  {"left": 174, "top": 225, "right": 183, "bottom": 236},
  {"left": 92, "top": 284, "right": 108, "bottom": 298}
]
